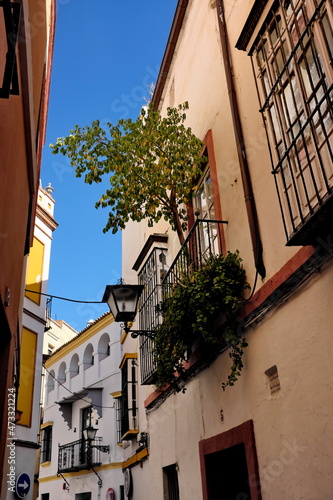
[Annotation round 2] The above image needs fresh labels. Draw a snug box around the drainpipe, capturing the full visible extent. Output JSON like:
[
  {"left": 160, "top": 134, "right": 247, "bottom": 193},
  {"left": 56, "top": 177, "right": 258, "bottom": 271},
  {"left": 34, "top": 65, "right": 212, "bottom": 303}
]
[{"left": 215, "top": 0, "right": 266, "bottom": 279}]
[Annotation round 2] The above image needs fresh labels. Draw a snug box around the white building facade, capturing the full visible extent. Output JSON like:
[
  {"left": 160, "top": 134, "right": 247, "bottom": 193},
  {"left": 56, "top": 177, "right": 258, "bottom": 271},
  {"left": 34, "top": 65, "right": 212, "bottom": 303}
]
[
  {"left": 39, "top": 313, "right": 125, "bottom": 500},
  {"left": 8, "top": 183, "right": 58, "bottom": 500}
]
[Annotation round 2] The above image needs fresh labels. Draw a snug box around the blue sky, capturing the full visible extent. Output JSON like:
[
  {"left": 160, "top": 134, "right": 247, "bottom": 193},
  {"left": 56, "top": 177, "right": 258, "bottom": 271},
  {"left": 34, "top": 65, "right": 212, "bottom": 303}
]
[{"left": 41, "top": 0, "right": 177, "bottom": 332}]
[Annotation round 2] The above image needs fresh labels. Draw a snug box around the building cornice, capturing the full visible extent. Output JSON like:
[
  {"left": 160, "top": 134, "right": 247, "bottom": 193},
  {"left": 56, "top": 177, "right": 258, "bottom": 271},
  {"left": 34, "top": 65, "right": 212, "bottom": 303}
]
[
  {"left": 119, "top": 353, "right": 137, "bottom": 370},
  {"left": 152, "top": 0, "right": 189, "bottom": 109},
  {"left": 235, "top": 0, "right": 269, "bottom": 51},
  {"left": 132, "top": 234, "right": 168, "bottom": 271},
  {"left": 36, "top": 204, "right": 58, "bottom": 232},
  {"left": 13, "top": 439, "right": 40, "bottom": 450},
  {"left": 23, "top": 308, "right": 46, "bottom": 325}
]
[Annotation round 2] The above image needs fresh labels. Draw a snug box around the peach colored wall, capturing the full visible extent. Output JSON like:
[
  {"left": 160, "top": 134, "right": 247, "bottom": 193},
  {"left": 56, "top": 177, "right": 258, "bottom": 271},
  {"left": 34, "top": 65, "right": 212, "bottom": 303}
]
[{"left": 0, "top": 0, "right": 55, "bottom": 494}]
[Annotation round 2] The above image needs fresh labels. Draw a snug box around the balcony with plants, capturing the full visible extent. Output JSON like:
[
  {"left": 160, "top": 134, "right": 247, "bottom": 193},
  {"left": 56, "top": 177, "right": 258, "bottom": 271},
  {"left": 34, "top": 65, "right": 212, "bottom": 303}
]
[{"left": 138, "top": 218, "right": 248, "bottom": 392}]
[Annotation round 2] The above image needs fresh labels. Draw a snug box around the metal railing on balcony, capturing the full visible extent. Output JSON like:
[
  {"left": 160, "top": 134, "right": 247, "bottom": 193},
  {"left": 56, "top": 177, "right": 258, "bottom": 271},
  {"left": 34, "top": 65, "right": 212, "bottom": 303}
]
[
  {"left": 139, "top": 219, "right": 226, "bottom": 384},
  {"left": 163, "top": 219, "right": 226, "bottom": 292},
  {"left": 58, "top": 437, "right": 102, "bottom": 473}
]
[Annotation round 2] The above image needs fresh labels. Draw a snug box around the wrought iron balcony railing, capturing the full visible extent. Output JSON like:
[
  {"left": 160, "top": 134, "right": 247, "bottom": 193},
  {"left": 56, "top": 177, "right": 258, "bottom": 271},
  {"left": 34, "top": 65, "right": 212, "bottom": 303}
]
[
  {"left": 163, "top": 219, "right": 226, "bottom": 292},
  {"left": 139, "top": 219, "right": 226, "bottom": 384},
  {"left": 58, "top": 437, "right": 102, "bottom": 473}
]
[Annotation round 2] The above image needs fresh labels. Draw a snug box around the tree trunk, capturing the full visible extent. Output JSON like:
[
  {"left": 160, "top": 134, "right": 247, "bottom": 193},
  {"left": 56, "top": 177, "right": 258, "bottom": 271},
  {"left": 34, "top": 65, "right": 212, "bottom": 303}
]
[{"left": 169, "top": 188, "right": 185, "bottom": 246}]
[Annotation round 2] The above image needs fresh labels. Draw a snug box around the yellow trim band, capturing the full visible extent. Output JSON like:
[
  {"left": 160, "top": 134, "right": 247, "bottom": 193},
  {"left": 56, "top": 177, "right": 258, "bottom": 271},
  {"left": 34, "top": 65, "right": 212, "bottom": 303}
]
[
  {"left": 40, "top": 421, "right": 53, "bottom": 430},
  {"left": 119, "top": 353, "right": 137, "bottom": 370},
  {"left": 39, "top": 462, "right": 123, "bottom": 482},
  {"left": 110, "top": 391, "right": 122, "bottom": 399},
  {"left": 122, "top": 448, "right": 149, "bottom": 470},
  {"left": 121, "top": 429, "right": 139, "bottom": 440}
]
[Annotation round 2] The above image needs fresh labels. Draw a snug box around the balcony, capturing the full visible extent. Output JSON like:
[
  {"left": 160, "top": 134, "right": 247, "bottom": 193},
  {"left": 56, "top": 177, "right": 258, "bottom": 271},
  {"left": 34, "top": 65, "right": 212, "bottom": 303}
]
[
  {"left": 139, "top": 219, "right": 226, "bottom": 384},
  {"left": 163, "top": 219, "right": 225, "bottom": 291},
  {"left": 58, "top": 438, "right": 102, "bottom": 473}
]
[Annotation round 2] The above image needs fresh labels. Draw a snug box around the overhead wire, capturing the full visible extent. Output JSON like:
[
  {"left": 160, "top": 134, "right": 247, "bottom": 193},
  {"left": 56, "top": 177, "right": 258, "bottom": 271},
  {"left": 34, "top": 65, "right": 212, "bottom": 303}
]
[{"left": 25, "top": 289, "right": 103, "bottom": 304}]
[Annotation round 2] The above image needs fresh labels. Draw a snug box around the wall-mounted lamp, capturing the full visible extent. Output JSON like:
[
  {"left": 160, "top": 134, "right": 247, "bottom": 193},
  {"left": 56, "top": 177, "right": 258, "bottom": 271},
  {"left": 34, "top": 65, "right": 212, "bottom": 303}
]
[
  {"left": 103, "top": 282, "right": 155, "bottom": 338},
  {"left": 83, "top": 425, "right": 110, "bottom": 487},
  {"left": 83, "top": 425, "right": 110, "bottom": 454}
]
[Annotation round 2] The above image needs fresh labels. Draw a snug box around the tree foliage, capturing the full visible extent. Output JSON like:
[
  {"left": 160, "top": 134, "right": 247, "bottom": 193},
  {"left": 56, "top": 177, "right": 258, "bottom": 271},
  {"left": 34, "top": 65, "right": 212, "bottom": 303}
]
[{"left": 50, "top": 102, "right": 205, "bottom": 244}]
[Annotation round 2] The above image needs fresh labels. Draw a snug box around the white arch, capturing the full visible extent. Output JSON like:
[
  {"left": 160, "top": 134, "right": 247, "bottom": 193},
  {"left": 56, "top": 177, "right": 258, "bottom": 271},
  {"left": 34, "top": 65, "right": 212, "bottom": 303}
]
[
  {"left": 98, "top": 333, "right": 110, "bottom": 361},
  {"left": 58, "top": 362, "right": 66, "bottom": 384},
  {"left": 69, "top": 353, "right": 79, "bottom": 378},
  {"left": 47, "top": 370, "right": 55, "bottom": 392},
  {"left": 83, "top": 343, "right": 94, "bottom": 369}
]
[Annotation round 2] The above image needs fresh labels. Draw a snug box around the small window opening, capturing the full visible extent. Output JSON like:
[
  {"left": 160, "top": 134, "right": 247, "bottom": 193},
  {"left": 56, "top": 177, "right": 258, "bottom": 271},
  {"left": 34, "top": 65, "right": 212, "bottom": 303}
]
[{"left": 265, "top": 365, "right": 281, "bottom": 395}]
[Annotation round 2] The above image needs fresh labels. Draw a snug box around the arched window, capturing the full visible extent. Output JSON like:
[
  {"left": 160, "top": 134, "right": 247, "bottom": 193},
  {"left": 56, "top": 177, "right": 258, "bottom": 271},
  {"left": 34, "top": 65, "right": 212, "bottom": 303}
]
[
  {"left": 47, "top": 370, "right": 55, "bottom": 392},
  {"left": 98, "top": 333, "right": 110, "bottom": 361},
  {"left": 58, "top": 362, "right": 66, "bottom": 384},
  {"left": 83, "top": 343, "right": 94, "bottom": 369},
  {"left": 69, "top": 353, "right": 79, "bottom": 378}
]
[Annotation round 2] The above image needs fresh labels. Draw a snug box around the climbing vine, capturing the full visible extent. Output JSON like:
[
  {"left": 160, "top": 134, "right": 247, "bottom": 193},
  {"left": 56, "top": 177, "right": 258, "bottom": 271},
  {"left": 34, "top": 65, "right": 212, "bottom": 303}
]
[{"left": 153, "top": 251, "right": 249, "bottom": 391}]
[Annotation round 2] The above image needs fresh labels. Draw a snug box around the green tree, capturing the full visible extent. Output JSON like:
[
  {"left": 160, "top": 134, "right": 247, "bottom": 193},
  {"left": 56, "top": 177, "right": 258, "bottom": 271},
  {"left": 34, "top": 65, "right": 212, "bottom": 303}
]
[{"left": 51, "top": 102, "right": 205, "bottom": 245}]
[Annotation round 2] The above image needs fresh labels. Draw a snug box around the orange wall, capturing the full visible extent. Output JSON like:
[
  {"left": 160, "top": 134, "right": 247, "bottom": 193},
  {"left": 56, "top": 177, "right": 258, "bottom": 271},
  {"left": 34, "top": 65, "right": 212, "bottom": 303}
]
[{"left": 0, "top": 0, "right": 56, "bottom": 493}]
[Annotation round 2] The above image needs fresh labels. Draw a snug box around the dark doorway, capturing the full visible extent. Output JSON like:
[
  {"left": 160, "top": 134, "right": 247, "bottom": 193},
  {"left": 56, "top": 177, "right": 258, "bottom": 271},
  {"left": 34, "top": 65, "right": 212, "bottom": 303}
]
[
  {"left": 199, "top": 421, "right": 261, "bottom": 500},
  {"left": 205, "top": 443, "right": 251, "bottom": 499}
]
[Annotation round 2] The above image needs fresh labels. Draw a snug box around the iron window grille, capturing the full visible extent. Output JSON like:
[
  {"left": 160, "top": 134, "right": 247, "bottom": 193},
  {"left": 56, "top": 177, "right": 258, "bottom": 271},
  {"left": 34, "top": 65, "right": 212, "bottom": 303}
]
[
  {"left": 0, "top": 0, "right": 20, "bottom": 98},
  {"left": 138, "top": 220, "right": 226, "bottom": 385},
  {"left": 41, "top": 425, "right": 52, "bottom": 463},
  {"left": 138, "top": 247, "right": 167, "bottom": 384},
  {"left": 251, "top": 0, "right": 333, "bottom": 245},
  {"left": 120, "top": 358, "right": 138, "bottom": 438},
  {"left": 115, "top": 396, "right": 123, "bottom": 444}
]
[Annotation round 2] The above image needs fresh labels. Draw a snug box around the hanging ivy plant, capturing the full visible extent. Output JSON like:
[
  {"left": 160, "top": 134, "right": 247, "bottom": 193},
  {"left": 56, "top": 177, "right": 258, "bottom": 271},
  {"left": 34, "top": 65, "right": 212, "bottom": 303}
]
[{"left": 153, "top": 251, "right": 249, "bottom": 391}]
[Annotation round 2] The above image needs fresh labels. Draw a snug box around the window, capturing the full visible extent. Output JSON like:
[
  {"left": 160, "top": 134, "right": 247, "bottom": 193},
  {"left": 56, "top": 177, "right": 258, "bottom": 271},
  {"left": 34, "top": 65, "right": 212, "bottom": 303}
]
[
  {"left": 138, "top": 246, "right": 168, "bottom": 384},
  {"left": 251, "top": 0, "right": 333, "bottom": 244},
  {"left": 193, "top": 163, "right": 215, "bottom": 221},
  {"left": 81, "top": 406, "right": 93, "bottom": 437},
  {"left": 41, "top": 425, "right": 52, "bottom": 463},
  {"left": 17, "top": 328, "right": 38, "bottom": 427},
  {"left": 163, "top": 464, "right": 180, "bottom": 500},
  {"left": 80, "top": 406, "right": 93, "bottom": 464},
  {"left": 25, "top": 236, "right": 45, "bottom": 304},
  {"left": 119, "top": 354, "right": 138, "bottom": 439},
  {"left": 193, "top": 162, "right": 220, "bottom": 257},
  {"left": 115, "top": 396, "right": 123, "bottom": 444},
  {"left": 0, "top": 0, "right": 20, "bottom": 98}
]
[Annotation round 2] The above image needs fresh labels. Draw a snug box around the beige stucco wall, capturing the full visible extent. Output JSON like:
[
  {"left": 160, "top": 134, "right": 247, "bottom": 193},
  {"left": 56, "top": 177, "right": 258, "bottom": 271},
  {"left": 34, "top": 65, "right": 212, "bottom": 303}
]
[
  {"left": 121, "top": 0, "right": 333, "bottom": 498},
  {"left": 127, "top": 261, "right": 333, "bottom": 499},
  {"left": 156, "top": 0, "right": 300, "bottom": 287}
]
